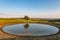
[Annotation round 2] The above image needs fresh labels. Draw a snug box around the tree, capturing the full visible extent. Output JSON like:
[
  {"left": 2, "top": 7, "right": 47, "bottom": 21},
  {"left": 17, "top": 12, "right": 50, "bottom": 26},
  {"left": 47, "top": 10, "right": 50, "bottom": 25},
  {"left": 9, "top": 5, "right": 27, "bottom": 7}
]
[
  {"left": 24, "top": 16, "right": 29, "bottom": 24},
  {"left": 24, "top": 24, "right": 29, "bottom": 29}
]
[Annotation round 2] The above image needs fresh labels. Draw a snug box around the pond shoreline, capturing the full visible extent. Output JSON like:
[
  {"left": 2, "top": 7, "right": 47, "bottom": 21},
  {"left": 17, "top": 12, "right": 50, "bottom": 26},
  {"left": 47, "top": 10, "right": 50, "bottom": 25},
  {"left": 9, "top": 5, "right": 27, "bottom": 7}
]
[{"left": 1, "top": 23, "right": 60, "bottom": 40}]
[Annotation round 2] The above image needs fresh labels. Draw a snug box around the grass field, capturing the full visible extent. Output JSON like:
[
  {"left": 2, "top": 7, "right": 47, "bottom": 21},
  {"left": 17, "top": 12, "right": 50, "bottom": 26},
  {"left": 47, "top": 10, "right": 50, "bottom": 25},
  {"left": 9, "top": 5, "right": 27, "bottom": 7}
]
[{"left": 0, "top": 18, "right": 60, "bottom": 40}]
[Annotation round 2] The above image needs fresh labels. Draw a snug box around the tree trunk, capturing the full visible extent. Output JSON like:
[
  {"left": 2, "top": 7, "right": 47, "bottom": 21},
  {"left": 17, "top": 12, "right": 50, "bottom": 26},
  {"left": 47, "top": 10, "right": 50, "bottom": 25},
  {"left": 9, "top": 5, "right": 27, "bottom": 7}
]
[{"left": 26, "top": 20, "right": 29, "bottom": 24}]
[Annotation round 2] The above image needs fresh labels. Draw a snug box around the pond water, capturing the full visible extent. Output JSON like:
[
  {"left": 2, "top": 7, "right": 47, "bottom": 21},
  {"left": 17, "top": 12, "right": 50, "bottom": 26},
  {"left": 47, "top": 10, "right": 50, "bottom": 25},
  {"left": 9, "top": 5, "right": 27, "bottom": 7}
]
[{"left": 2, "top": 23, "right": 59, "bottom": 36}]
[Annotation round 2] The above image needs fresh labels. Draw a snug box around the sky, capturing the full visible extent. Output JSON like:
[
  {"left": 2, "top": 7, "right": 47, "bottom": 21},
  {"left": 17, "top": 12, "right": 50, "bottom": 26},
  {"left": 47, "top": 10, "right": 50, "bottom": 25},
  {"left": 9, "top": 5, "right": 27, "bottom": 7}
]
[{"left": 0, "top": 0, "right": 60, "bottom": 18}]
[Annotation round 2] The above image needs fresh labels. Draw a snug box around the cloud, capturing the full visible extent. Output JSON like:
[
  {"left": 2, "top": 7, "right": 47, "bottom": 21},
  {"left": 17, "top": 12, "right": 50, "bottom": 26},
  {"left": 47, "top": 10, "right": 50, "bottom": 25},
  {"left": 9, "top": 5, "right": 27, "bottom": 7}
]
[{"left": 0, "top": 10, "right": 60, "bottom": 18}]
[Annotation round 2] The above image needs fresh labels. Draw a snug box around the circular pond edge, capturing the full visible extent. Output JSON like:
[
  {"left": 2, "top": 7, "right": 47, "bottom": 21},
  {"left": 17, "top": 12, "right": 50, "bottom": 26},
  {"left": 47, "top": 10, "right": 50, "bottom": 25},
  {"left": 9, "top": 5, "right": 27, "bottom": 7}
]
[{"left": 1, "top": 23, "right": 60, "bottom": 37}]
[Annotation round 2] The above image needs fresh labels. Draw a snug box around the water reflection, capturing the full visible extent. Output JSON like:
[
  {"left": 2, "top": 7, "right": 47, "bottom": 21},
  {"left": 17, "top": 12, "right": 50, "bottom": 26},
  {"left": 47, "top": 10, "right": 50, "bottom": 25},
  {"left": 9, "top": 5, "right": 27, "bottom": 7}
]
[
  {"left": 24, "top": 24, "right": 29, "bottom": 29},
  {"left": 2, "top": 24, "right": 59, "bottom": 36}
]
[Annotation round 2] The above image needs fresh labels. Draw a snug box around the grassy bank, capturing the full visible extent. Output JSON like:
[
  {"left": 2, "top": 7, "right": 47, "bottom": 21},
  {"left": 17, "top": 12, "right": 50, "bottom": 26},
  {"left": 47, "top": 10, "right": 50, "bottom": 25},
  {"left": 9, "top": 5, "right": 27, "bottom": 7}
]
[{"left": 0, "top": 18, "right": 60, "bottom": 40}]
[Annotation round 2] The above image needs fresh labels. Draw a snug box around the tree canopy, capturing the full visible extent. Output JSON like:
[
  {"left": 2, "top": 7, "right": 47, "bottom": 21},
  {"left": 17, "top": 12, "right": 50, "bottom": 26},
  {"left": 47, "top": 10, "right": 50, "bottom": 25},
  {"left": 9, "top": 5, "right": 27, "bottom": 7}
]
[{"left": 24, "top": 16, "right": 29, "bottom": 20}]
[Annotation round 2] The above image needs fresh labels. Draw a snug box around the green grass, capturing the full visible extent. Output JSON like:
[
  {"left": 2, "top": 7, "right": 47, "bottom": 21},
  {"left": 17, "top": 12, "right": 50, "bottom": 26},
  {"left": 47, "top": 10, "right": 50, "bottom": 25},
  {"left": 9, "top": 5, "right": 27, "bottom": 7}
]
[
  {"left": 0, "top": 18, "right": 60, "bottom": 25},
  {"left": 0, "top": 18, "right": 60, "bottom": 40}
]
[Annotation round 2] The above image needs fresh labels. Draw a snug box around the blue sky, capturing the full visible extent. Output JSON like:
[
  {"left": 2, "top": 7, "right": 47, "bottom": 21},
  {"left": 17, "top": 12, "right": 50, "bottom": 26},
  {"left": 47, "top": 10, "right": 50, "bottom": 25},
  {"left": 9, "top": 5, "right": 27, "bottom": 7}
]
[{"left": 0, "top": 0, "right": 60, "bottom": 18}]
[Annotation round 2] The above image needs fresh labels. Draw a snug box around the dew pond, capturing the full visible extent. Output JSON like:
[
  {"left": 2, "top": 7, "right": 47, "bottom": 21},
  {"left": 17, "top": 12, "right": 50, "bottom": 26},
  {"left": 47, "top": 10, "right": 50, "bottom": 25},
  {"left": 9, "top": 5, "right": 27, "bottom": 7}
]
[{"left": 2, "top": 23, "right": 59, "bottom": 36}]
